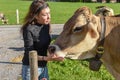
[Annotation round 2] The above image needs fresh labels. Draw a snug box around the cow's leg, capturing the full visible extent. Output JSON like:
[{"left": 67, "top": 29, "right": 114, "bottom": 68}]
[{"left": 1, "top": 19, "right": 8, "bottom": 24}]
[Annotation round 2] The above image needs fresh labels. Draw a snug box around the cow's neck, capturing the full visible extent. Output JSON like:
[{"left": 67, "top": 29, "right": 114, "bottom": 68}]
[
  {"left": 105, "top": 17, "right": 120, "bottom": 36},
  {"left": 98, "top": 17, "right": 120, "bottom": 39},
  {"left": 96, "top": 16, "right": 120, "bottom": 60},
  {"left": 97, "top": 16, "right": 120, "bottom": 45}
]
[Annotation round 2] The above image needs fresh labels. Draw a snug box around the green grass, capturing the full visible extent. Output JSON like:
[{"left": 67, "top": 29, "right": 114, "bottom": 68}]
[
  {"left": 50, "top": 2, "right": 120, "bottom": 24},
  {"left": 48, "top": 59, "right": 115, "bottom": 80},
  {"left": 0, "top": 0, "right": 120, "bottom": 24}
]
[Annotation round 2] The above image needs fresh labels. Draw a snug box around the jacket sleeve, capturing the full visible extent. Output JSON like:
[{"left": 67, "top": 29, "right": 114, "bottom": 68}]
[{"left": 23, "top": 28, "right": 34, "bottom": 52}]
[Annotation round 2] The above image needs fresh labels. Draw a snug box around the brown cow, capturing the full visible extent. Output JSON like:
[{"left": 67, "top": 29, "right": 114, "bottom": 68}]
[{"left": 49, "top": 6, "right": 120, "bottom": 80}]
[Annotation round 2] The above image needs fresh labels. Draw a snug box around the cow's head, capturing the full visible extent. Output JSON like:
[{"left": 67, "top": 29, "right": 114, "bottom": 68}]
[{"left": 49, "top": 6, "right": 101, "bottom": 60}]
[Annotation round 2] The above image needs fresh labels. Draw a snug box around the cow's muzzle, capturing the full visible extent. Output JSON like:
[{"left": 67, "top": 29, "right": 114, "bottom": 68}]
[
  {"left": 48, "top": 46, "right": 56, "bottom": 54},
  {"left": 48, "top": 45, "right": 67, "bottom": 58}
]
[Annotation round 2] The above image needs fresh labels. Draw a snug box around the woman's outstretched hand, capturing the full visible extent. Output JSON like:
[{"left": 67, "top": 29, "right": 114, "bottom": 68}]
[{"left": 47, "top": 53, "right": 64, "bottom": 61}]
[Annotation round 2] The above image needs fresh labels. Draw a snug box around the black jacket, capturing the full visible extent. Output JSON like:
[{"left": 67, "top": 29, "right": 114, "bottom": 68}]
[{"left": 22, "top": 23, "right": 51, "bottom": 67}]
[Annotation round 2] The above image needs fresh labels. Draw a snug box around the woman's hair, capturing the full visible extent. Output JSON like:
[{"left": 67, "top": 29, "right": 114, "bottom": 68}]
[{"left": 20, "top": 0, "right": 49, "bottom": 33}]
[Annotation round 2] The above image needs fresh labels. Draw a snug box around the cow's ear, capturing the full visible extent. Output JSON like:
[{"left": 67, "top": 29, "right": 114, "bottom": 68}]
[
  {"left": 83, "top": 7, "right": 92, "bottom": 22},
  {"left": 76, "top": 6, "right": 92, "bottom": 22},
  {"left": 83, "top": 7, "right": 92, "bottom": 16},
  {"left": 75, "top": 6, "right": 92, "bottom": 15}
]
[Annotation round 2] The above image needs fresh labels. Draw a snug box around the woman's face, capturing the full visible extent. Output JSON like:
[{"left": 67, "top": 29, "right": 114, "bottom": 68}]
[{"left": 36, "top": 7, "right": 51, "bottom": 24}]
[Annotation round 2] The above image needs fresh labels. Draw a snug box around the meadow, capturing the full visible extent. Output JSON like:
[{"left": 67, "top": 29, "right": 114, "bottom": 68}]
[
  {"left": 0, "top": 0, "right": 119, "bottom": 80},
  {"left": 0, "top": 0, "right": 120, "bottom": 24}
]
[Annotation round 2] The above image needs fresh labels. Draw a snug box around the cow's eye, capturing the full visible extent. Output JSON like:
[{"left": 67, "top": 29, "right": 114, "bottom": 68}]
[{"left": 73, "top": 27, "right": 82, "bottom": 32}]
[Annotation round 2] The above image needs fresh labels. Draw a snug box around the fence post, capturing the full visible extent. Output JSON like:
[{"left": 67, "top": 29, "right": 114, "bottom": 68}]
[
  {"left": 16, "top": 9, "right": 19, "bottom": 24},
  {"left": 29, "top": 50, "right": 38, "bottom": 80}
]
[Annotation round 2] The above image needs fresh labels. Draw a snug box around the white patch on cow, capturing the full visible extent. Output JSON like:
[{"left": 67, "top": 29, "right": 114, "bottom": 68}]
[{"left": 50, "top": 45, "right": 67, "bottom": 58}]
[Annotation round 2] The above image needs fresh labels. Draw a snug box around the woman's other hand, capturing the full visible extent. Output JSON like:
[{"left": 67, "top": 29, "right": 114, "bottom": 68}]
[
  {"left": 45, "top": 53, "right": 64, "bottom": 61},
  {"left": 50, "top": 53, "right": 64, "bottom": 61}
]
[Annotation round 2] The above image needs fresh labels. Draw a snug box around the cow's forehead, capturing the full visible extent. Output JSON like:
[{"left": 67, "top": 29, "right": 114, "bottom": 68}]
[
  {"left": 63, "top": 6, "right": 92, "bottom": 31},
  {"left": 64, "top": 13, "right": 88, "bottom": 30}
]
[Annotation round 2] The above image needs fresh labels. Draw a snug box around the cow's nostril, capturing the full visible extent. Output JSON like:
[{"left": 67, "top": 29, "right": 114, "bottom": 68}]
[{"left": 48, "top": 46, "right": 56, "bottom": 53}]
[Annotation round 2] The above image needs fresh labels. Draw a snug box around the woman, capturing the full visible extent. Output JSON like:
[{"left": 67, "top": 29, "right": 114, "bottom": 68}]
[{"left": 20, "top": 0, "right": 64, "bottom": 80}]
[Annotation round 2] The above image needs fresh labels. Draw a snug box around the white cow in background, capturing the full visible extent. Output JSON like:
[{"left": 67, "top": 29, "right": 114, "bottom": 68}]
[{"left": 0, "top": 13, "right": 8, "bottom": 24}]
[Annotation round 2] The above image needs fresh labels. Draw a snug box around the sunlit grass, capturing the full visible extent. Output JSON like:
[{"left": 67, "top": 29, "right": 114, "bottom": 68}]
[
  {"left": 0, "top": 0, "right": 120, "bottom": 24},
  {"left": 48, "top": 59, "right": 115, "bottom": 80}
]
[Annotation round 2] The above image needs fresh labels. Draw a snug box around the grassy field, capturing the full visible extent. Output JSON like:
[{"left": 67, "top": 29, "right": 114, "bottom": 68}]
[
  {"left": 0, "top": 0, "right": 118, "bottom": 80},
  {"left": 48, "top": 59, "right": 115, "bottom": 80},
  {"left": 0, "top": 0, "right": 120, "bottom": 24}
]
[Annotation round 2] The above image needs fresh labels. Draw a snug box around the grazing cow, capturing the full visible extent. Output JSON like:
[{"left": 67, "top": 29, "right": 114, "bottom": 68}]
[
  {"left": 0, "top": 13, "right": 8, "bottom": 24},
  {"left": 49, "top": 6, "right": 120, "bottom": 80},
  {"left": 95, "top": 6, "right": 114, "bottom": 17}
]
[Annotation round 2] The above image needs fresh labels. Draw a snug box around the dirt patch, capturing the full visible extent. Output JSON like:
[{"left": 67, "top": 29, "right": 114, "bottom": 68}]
[
  {"left": 10, "top": 55, "right": 23, "bottom": 63},
  {"left": 0, "top": 36, "right": 24, "bottom": 80}
]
